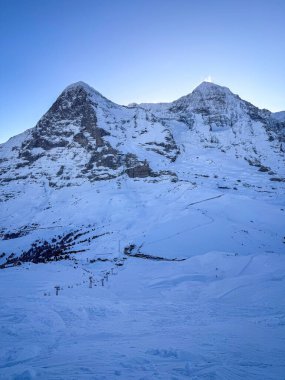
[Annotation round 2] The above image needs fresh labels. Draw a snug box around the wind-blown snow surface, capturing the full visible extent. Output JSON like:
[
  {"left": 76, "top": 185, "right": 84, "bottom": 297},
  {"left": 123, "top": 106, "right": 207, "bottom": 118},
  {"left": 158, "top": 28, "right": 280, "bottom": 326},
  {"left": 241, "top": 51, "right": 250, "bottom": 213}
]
[
  {"left": 1, "top": 251, "right": 285, "bottom": 379},
  {"left": 0, "top": 81, "right": 285, "bottom": 379}
]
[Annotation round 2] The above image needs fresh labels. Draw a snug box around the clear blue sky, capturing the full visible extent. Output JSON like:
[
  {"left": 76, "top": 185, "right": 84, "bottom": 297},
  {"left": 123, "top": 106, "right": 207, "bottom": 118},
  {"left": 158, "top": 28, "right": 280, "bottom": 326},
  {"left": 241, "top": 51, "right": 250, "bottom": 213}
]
[{"left": 1, "top": 0, "right": 284, "bottom": 143}]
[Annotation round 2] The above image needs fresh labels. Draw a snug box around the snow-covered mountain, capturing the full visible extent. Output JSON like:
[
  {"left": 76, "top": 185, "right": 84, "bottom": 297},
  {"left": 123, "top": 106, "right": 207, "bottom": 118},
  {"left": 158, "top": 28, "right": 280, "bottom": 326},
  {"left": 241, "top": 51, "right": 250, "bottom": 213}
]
[
  {"left": 1, "top": 81, "right": 284, "bottom": 188},
  {"left": 1, "top": 81, "right": 285, "bottom": 380},
  {"left": 0, "top": 80, "right": 284, "bottom": 267}
]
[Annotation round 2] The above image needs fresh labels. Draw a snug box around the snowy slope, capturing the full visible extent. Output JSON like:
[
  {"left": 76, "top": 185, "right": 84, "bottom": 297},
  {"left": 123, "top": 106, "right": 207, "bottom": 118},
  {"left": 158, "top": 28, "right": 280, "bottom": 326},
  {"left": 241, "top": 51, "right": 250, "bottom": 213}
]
[
  {"left": 0, "top": 81, "right": 284, "bottom": 379},
  {"left": 1, "top": 252, "right": 285, "bottom": 379}
]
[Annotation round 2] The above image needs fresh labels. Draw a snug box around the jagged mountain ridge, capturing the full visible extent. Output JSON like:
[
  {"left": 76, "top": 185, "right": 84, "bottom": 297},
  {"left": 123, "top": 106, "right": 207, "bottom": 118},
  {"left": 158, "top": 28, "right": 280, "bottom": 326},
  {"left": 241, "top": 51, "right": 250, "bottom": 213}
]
[
  {"left": 0, "top": 81, "right": 284, "bottom": 267},
  {"left": 0, "top": 81, "right": 284, "bottom": 189}
]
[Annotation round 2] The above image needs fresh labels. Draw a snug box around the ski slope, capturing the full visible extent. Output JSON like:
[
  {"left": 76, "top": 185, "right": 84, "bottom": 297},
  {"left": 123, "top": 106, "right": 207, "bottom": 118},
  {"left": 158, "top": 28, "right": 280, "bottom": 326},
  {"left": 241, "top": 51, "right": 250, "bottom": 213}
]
[
  {"left": 0, "top": 181, "right": 285, "bottom": 379},
  {"left": 1, "top": 250, "right": 285, "bottom": 379}
]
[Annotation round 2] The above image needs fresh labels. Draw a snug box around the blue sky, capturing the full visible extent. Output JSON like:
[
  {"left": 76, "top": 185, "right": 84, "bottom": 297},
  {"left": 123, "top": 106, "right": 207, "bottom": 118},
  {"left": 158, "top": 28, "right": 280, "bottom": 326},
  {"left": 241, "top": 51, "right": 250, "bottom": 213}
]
[{"left": 1, "top": 0, "right": 284, "bottom": 143}]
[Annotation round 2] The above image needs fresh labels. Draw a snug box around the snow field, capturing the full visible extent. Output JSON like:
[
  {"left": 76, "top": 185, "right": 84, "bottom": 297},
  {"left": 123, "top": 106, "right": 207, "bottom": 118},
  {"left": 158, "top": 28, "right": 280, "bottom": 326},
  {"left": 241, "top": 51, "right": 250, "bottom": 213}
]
[{"left": 1, "top": 251, "right": 285, "bottom": 379}]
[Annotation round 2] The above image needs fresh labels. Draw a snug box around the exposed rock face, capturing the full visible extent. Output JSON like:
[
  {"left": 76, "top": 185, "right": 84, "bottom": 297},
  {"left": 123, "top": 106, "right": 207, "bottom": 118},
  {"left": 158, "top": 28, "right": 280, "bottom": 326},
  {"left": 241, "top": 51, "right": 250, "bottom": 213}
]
[
  {"left": 0, "top": 82, "right": 177, "bottom": 187},
  {"left": 124, "top": 155, "right": 155, "bottom": 179}
]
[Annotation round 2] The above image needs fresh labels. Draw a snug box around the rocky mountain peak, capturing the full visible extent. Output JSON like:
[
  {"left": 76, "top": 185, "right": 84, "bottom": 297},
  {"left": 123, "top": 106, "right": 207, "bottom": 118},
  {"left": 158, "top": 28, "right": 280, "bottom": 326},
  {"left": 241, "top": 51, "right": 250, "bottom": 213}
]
[
  {"left": 29, "top": 81, "right": 118, "bottom": 145},
  {"left": 64, "top": 80, "right": 96, "bottom": 93},
  {"left": 31, "top": 82, "right": 114, "bottom": 125},
  {"left": 184, "top": 81, "right": 236, "bottom": 105},
  {"left": 192, "top": 81, "right": 231, "bottom": 95},
  {"left": 170, "top": 81, "right": 239, "bottom": 121},
  {"left": 62, "top": 81, "right": 107, "bottom": 103}
]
